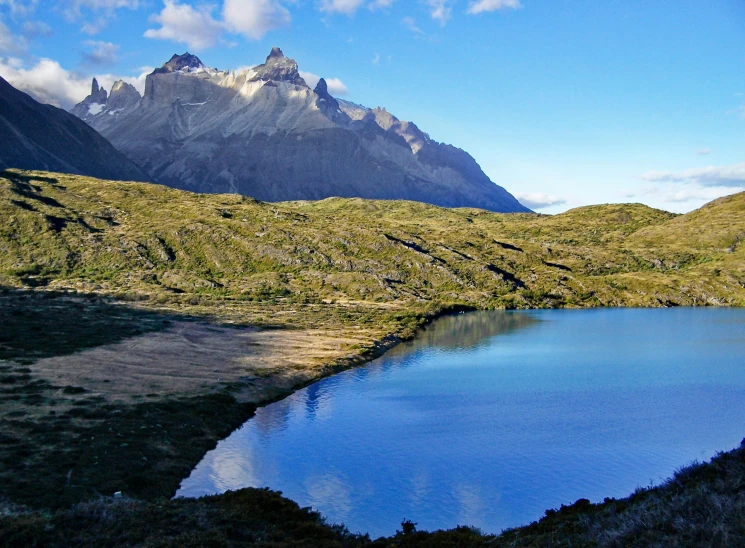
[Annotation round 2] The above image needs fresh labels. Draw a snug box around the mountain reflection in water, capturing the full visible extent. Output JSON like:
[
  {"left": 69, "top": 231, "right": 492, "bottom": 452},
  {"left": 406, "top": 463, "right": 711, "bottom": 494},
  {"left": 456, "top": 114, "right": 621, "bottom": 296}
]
[{"left": 177, "top": 309, "right": 745, "bottom": 538}]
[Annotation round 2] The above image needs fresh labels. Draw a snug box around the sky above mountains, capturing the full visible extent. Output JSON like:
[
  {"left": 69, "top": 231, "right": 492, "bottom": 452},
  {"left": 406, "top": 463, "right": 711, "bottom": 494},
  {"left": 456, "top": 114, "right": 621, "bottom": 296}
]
[{"left": 0, "top": 0, "right": 743, "bottom": 213}]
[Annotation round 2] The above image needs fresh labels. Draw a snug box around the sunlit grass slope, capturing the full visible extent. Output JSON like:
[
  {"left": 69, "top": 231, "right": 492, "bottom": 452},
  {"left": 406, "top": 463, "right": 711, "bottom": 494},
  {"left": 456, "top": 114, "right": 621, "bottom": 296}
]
[{"left": 2, "top": 169, "right": 743, "bottom": 314}]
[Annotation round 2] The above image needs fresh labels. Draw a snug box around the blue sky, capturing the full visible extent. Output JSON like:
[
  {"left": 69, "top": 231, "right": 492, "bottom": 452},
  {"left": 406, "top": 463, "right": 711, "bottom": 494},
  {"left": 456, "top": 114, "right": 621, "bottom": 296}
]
[{"left": 1, "top": 0, "right": 743, "bottom": 213}]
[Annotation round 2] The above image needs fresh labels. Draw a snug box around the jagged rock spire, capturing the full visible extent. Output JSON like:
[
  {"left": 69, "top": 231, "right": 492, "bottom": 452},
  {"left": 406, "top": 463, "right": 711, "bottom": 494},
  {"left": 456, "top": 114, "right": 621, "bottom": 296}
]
[
  {"left": 267, "top": 47, "right": 284, "bottom": 62},
  {"left": 89, "top": 77, "right": 107, "bottom": 103},
  {"left": 314, "top": 77, "right": 328, "bottom": 95}
]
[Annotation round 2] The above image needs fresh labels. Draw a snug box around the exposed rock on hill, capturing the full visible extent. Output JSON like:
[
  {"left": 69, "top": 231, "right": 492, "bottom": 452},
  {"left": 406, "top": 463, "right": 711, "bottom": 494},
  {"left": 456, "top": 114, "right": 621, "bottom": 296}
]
[{"left": 72, "top": 48, "right": 529, "bottom": 212}]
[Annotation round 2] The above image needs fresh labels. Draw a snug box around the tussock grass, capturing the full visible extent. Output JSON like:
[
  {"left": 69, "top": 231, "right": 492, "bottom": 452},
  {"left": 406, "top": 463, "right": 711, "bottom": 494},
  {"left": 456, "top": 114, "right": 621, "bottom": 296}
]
[{"left": 1, "top": 169, "right": 744, "bottom": 315}]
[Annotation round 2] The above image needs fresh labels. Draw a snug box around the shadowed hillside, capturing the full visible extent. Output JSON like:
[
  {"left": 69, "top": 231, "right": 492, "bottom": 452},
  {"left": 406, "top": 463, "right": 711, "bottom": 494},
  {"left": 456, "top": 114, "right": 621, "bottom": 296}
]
[{"left": 0, "top": 79, "right": 149, "bottom": 183}]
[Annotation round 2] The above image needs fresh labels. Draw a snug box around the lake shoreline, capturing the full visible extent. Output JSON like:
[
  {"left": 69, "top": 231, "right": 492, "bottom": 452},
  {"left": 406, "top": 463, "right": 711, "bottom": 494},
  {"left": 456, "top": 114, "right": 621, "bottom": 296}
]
[
  {"left": 176, "top": 307, "right": 745, "bottom": 537},
  {"left": 1, "top": 297, "right": 744, "bottom": 545},
  {"left": 1, "top": 171, "right": 744, "bottom": 544}
]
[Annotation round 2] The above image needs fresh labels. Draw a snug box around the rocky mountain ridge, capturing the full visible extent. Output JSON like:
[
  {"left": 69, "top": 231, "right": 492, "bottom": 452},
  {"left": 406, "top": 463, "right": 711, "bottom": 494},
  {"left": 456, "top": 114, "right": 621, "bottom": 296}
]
[{"left": 72, "top": 48, "right": 529, "bottom": 212}]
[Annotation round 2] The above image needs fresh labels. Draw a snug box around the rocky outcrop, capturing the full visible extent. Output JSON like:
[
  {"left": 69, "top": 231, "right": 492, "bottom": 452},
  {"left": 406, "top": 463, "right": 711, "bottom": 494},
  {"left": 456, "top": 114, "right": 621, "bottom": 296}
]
[
  {"left": 71, "top": 48, "right": 530, "bottom": 212},
  {"left": 70, "top": 78, "right": 108, "bottom": 118},
  {"left": 0, "top": 76, "right": 150, "bottom": 181},
  {"left": 107, "top": 81, "right": 141, "bottom": 110}
]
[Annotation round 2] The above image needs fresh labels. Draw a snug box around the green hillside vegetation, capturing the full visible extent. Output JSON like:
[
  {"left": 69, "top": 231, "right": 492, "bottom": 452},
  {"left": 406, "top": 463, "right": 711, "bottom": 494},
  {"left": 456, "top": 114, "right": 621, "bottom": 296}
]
[
  {"left": 1, "top": 169, "right": 744, "bottom": 546},
  {"left": 2, "top": 169, "right": 743, "bottom": 315}
]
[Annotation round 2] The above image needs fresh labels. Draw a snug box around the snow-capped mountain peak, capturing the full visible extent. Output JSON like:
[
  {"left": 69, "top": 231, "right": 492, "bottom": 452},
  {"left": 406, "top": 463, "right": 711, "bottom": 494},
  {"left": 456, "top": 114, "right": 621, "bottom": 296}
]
[{"left": 154, "top": 52, "right": 212, "bottom": 75}]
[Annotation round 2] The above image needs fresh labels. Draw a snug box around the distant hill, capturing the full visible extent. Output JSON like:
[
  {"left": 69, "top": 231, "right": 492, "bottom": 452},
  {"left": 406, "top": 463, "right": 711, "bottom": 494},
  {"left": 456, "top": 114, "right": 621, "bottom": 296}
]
[
  {"left": 0, "top": 77, "right": 149, "bottom": 182},
  {"left": 71, "top": 48, "right": 530, "bottom": 213}
]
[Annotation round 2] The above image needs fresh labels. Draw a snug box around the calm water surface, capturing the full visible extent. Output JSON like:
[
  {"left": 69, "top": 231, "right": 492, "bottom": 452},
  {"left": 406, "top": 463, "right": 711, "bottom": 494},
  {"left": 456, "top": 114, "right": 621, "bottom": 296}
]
[{"left": 177, "top": 308, "right": 745, "bottom": 537}]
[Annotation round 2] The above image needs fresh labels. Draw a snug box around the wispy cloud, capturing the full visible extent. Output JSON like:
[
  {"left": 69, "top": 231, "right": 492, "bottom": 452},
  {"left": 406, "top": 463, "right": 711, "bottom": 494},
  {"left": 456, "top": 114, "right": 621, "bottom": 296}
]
[
  {"left": 0, "top": 0, "right": 39, "bottom": 17},
  {"left": 319, "top": 0, "right": 365, "bottom": 15},
  {"left": 22, "top": 20, "right": 53, "bottom": 38},
  {"left": 640, "top": 162, "right": 745, "bottom": 188},
  {"left": 401, "top": 15, "right": 437, "bottom": 40},
  {"left": 515, "top": 192, "right": 566, "bottom": 210},
  {"left": 64, "top": 0, "right": 142, "bottom": 34},
  {"left": 0, "top": 17, "right": 28, "bottom": 55},
  {"left": 402, "top": 15, "right": 425, "bottom": 34},
  {"left": 696, "top": 148, "right": 711, "bottom": 156},
  {"left": 625, "top": 184, "right": 742, "bottom": 209},
  {"left": 467, "top": 0, "right": 521, "bottom": 15},
  {"left": 81, "top": 40, "right": 120, "bottom": 67},
  {"left": 423, "top": 0, "right": 451, "bottom": 25},
  {"left": 368, "top": 0, "right": 394, "bottom": 10}
]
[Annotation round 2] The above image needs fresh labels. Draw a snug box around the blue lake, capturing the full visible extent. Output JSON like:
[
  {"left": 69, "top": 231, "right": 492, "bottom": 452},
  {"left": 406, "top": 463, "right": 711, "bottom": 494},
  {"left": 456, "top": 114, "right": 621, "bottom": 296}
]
[{"left": 177, "top": 308, "right": 745, "bottom": 537}]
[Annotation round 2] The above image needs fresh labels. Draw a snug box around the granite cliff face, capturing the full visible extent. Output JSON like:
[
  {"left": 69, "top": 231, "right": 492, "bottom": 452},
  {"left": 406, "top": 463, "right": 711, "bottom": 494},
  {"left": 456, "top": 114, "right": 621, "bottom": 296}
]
[
  {"left": 0, "top": 77, "right": 149, "bottom": 181},
  {"left": 72, "top": 48, "right": 529, "bottom": 212}
]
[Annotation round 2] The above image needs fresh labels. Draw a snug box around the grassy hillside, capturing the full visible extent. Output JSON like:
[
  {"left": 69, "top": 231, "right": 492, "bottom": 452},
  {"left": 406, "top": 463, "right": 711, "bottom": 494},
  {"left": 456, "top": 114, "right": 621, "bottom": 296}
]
[
  {"left": 2, "top": 169, "right": 743, "bottom": 315},
  {"left": 1, "top": 169, "right": 744, "bottom": 546}
]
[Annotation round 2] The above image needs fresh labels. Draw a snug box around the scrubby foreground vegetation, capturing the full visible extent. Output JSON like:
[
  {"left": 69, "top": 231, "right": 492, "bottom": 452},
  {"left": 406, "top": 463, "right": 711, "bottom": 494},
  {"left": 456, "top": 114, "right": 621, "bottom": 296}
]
[
  {"left": 0, "top": 169, "right": 744, "bottom": 546},
  {"left": 2, "top": 439, "right": 744, "bottom": 546}
]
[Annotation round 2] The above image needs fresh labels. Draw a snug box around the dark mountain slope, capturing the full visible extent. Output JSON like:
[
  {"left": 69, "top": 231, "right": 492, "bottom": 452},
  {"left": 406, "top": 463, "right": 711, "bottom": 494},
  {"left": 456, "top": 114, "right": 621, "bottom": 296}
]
[{"left": 0, "top": 77, "right": 149, "bottom": 182}]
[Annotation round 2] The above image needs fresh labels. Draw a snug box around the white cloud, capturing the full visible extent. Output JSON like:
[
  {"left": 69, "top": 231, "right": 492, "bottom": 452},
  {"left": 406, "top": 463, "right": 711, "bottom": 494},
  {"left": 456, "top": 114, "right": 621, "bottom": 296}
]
[
  {"left": 515, "top": 192, "right": 566, "bottom": 210},
  {"left": 320, "top": 0, "right": 365, "bottom": 15},
  {"left": 627, "top": 184, "right": 743, "bottom": 211},
  {"left": 223, "top": 0, "right": 291, "bottom": 40},
  {"left": 640, "top": 163, "right": 745, "bottom": 188},
  {"left": 371, "top": 52, "right": 380, "bottom": 65},
  {"left": 0, "top": 57, "right": 90, "bottom": 109},
  {"left": 466, "top": 0, "right": 521, "bottom": 15},
  {"left": 299, "top": 70, "right": 348, "bottom": 95},
  {"left": 696, "top": 148, "right": 711, "bottom": 156},
  {"left": 424, "top": 0, "right": 451, "bottom": 25},
  {"left": 0, "top": 56, "right": 151, "bottom": 109},
  {"left": 82, "top": 40, "right": 120, "bottom": 66},
  {"left": 144, "top": 0, "right": 224, "bottom": 50},
  {"left": 368, "top": 0, "right": 394, "bottom": 10}
]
